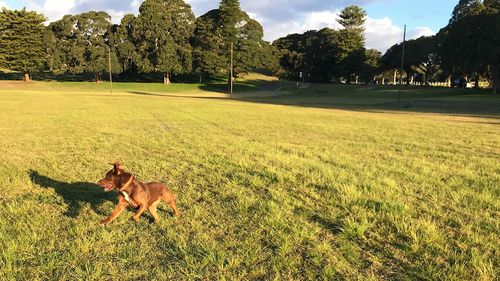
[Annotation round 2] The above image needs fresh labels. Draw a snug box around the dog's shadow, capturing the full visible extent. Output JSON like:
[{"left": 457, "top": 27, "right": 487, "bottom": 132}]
[{"left": 29, "top": 170, "right": 117, "bottom": 218}]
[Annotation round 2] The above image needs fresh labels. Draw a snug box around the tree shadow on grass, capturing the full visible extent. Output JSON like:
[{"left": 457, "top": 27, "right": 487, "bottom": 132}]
[
  {"left": 126, "top": 86, "right": 500, "bottom": 118},
  {"left": 28, "top": 170, "right": 117, "bottom": 218},
  {"left": 127, "top": 91, "right": 230, "bottom": 101}
]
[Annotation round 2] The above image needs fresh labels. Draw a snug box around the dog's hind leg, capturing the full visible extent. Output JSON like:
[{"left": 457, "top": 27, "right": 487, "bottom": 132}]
[
  {"left": 168, "top": 201, "right": 180, "bottom": 217},
  {"left": 162, "top": 191, "right": 180, "bottom": 216},
  {"left": 148, "top": 199, "right": 161, "bottom": 224}
]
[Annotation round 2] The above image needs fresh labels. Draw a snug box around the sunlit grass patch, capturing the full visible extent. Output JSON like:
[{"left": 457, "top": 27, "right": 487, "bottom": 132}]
[{"left": 0, "top": 82, "right": 498, "bottom": 280}]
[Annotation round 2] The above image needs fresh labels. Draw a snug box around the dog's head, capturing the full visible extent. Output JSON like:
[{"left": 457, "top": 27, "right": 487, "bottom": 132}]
[{"left": 97, "top": 161, "right": 127, "bottom": 192}]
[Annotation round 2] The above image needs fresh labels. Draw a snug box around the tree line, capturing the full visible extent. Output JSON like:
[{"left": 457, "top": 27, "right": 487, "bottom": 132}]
[
  {"left": 272, "top": 6, "right": 380, "bottom": 84},
  {"left": 273, "top": 0, "right": 500, "bottom": 93},
  {"left": 0, "top": 0, "right": 277, "bottom": 84},
  {"left": 0, "top": 0, "right": 499, "bottom": 93}
]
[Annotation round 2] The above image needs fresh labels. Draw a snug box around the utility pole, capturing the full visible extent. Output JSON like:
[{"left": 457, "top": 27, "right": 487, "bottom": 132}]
[
  {"left": 230, "top": 42, "right": 234, "bottom": 98},
  {"left": 398, "top": 24, "right": 406, "bottom": 104},
  {"left": 108, "top": 46, "right": 113, "bottom": 95}
]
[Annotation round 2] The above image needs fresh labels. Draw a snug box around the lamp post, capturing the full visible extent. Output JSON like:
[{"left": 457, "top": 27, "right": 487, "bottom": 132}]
[
  {"left": 230, "top": 42, "right": 234, "bottom": 98},
  {"left": 108, "top": 46, "right": 113, "bottom": 95},
  {"left": 398, "top": 24, "right": 406, "bottom": 104}
]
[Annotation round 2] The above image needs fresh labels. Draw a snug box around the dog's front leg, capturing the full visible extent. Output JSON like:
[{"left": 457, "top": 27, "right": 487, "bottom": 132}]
[
  {"left": 132, "top": 204, "right": 147, "bottom": 223},
  {"left": 101, "top": 201, "right": 128, "bottom": 225}
]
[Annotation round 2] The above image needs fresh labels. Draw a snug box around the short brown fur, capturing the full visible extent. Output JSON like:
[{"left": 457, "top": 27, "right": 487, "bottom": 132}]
[{"left": 97, "top": 161, "right": 179, "bottom": 224}]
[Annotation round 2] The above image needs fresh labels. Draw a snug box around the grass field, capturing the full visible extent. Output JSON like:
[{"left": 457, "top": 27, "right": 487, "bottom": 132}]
[{"left": 0, "top": 78, "right": 499, "bottom": 280}]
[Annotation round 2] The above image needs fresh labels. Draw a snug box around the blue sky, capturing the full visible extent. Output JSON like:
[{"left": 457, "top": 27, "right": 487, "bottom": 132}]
[
  {"left": 364, "top": 0, "right": 455, "bottom": 33},
  {"left": 1, "top": 0, "right": 459, "bottom": 52}
]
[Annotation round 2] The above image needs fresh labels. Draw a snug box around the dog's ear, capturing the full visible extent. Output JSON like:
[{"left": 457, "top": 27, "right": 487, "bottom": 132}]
[{"left": 112, "top": 161, "right": 124, "bottom": 175}]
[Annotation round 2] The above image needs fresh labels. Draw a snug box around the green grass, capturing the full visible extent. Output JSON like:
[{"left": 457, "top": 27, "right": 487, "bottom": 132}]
[{"left": 0, "top": 80, "right": 499, "bottom": 280}]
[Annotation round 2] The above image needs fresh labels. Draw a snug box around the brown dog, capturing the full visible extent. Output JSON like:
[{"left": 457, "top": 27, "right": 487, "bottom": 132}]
[{"left": 97, "top": 161, "right": 179, "bottom": 224}]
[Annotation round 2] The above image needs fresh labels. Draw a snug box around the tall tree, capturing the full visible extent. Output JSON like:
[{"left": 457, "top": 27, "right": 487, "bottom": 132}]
[
  {"left": 441, "top": 0, "right": 500, "bottom": 93},
  {"left": 109, "top": 14, "right": 138, "bottom": 77},
  {"left": 48, "top": 12, "right": 121, "bottom": 82},
  {"left": 133, "top": 0, "right": 195, "bottom": 84},
  {"left": 273, "top": 33, "right": 307, "bottom": 80},
  {"left": 219, "top": 0, "right": 242, "bottom": 43},
  {"left": 191, "top": 6, "right": 275, "bottom": 81},
  {"left": 273, "top": 28, "right": 341, "bottom": 83},
  {"left": 360, "top": 49, "right": 381, "bottom": 83},
  {"left": 0, "top": 8, "right": 46, "bottom": 81},
  {"left": 337, "top": 5, "right": 367, "bottom": 33},
  {"left": 336, "top": 5, "right": 367, "bottom": 83},
  {"left": 191, "top": 10, "right": 225, "bottom": 81},
  {"left": 449, "top": 0, "right": 484, "bottom": 24},
  {"left": 382, "top": 36, "right": 439, "bottom": 85},
  {"left": 219, "top": 0, "right": 242, "bottom": 87}
]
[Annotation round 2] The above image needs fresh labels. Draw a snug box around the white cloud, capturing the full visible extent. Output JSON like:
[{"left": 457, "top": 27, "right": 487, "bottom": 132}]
[
  {"left": 130, "top": 0, "right": 141, "bottom": 11},
  {"left": 42, "top": 0, "right": 76, "bottom": 21},
  {"left": 303, "top": 10, "right": 343, "bottom": 31},
  {"left": 106, "top": 9, "right": 127, "bottom": 24},
  {"left": 409, "top": 26, "right": 435, "bottom": 39},
  {"left": 262, "top": 10, "right": 342, "bottom": 41},
  {"left": 365, "top": 16, "right": 404, "bottom": 52}
]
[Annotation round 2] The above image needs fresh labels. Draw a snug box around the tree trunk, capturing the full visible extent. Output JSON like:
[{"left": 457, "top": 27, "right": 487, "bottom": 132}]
[
  {"left": 424, "top": 72, "right": 429, "bottom": 86},
  {"left": 475, "top": 72, "right": 480, "bottom": 89},
  {"left": 492, "top": 66, "right": 500, "bottom": 94},
  {"left": 164, "top": 72, "right": 171, "bottom": 85},
  {"left": 446, "top": 75, "right": 451, "bottom": 87},
  {"left": 95, "top": 72, "right": 101, "bottom": 83},
  {"left": 382, "top": 77, "right": 385, "bottom": 85},
  {"left": 393, "top": 69, "right": 397, "bottom": 85},
  {"left": 23, "top": 70, "right": 31, "bottom": 82},
  {"left": 228, "top": 75, "right": 234, "bottom": 92}
]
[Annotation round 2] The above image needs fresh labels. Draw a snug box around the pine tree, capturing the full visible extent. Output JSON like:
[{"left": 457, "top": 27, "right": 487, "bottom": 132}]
[
  {"left": 0, "top": 8, "right": 46, "bottom": 81},
  {"left": 337, "top": 5, "right": 366, "bottom": 33},
  {"left": 219, "top": 0, "right": 241, "bottom": 43},
  {"left": 336, "top": 5, "right": 367, "bottom": 82}
]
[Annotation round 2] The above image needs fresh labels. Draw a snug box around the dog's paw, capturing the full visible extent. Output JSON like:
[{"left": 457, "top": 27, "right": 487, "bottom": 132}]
[
  {"left": 131, "top": 216, "right": 140, "bottom": 223},
  {"left": 100, "top": 218, "right": 110, "bottom": 225}
]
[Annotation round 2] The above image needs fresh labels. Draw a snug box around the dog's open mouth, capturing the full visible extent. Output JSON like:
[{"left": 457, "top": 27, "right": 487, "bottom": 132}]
[{"left": 103, "top": 184, "right": 113, "bottom": 192}]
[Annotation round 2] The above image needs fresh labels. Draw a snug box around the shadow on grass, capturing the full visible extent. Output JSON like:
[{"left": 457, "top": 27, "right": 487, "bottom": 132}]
[
  {"left": 240, "top": 85, "right": 500, "bottom": 116},
  {"left": 127, "top": 91, "right": 230, "bottom": 101},
  {"left": 309, "top": 214, "right": 343, "bottom": 235},
  {"left": 28, "top": 170, "right": 117, "bottom": 218},
  {"left": 126, "top": 86, "right": 500, "bottom": 119}
]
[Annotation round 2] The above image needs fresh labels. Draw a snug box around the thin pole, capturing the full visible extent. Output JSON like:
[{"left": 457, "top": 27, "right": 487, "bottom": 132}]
[
  {"left": 230, "top": 42, "right": 233, "bottom": 98},
  {"left": 398, "top": 25, "right": 406, "bottom": 104},
  {"left": 108, "top": 46, "right": 113, "bottom": 95}
]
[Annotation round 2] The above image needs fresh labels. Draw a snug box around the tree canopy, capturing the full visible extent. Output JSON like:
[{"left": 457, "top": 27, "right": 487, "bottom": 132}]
[
  {"left": 47, "top": 11, "right": 121, "bottom": 82},
  {"left": 191, "top": 4, "right": 276, "bottom": 81},
  {"left": 0, "top": 8, "right": 46, "bottom": 81},
  {"left": 132, "top": 0, "right": 195, "bottom": 84},
  {"left": 441, "top": 0, "right": 500, "bottom": 92}
]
